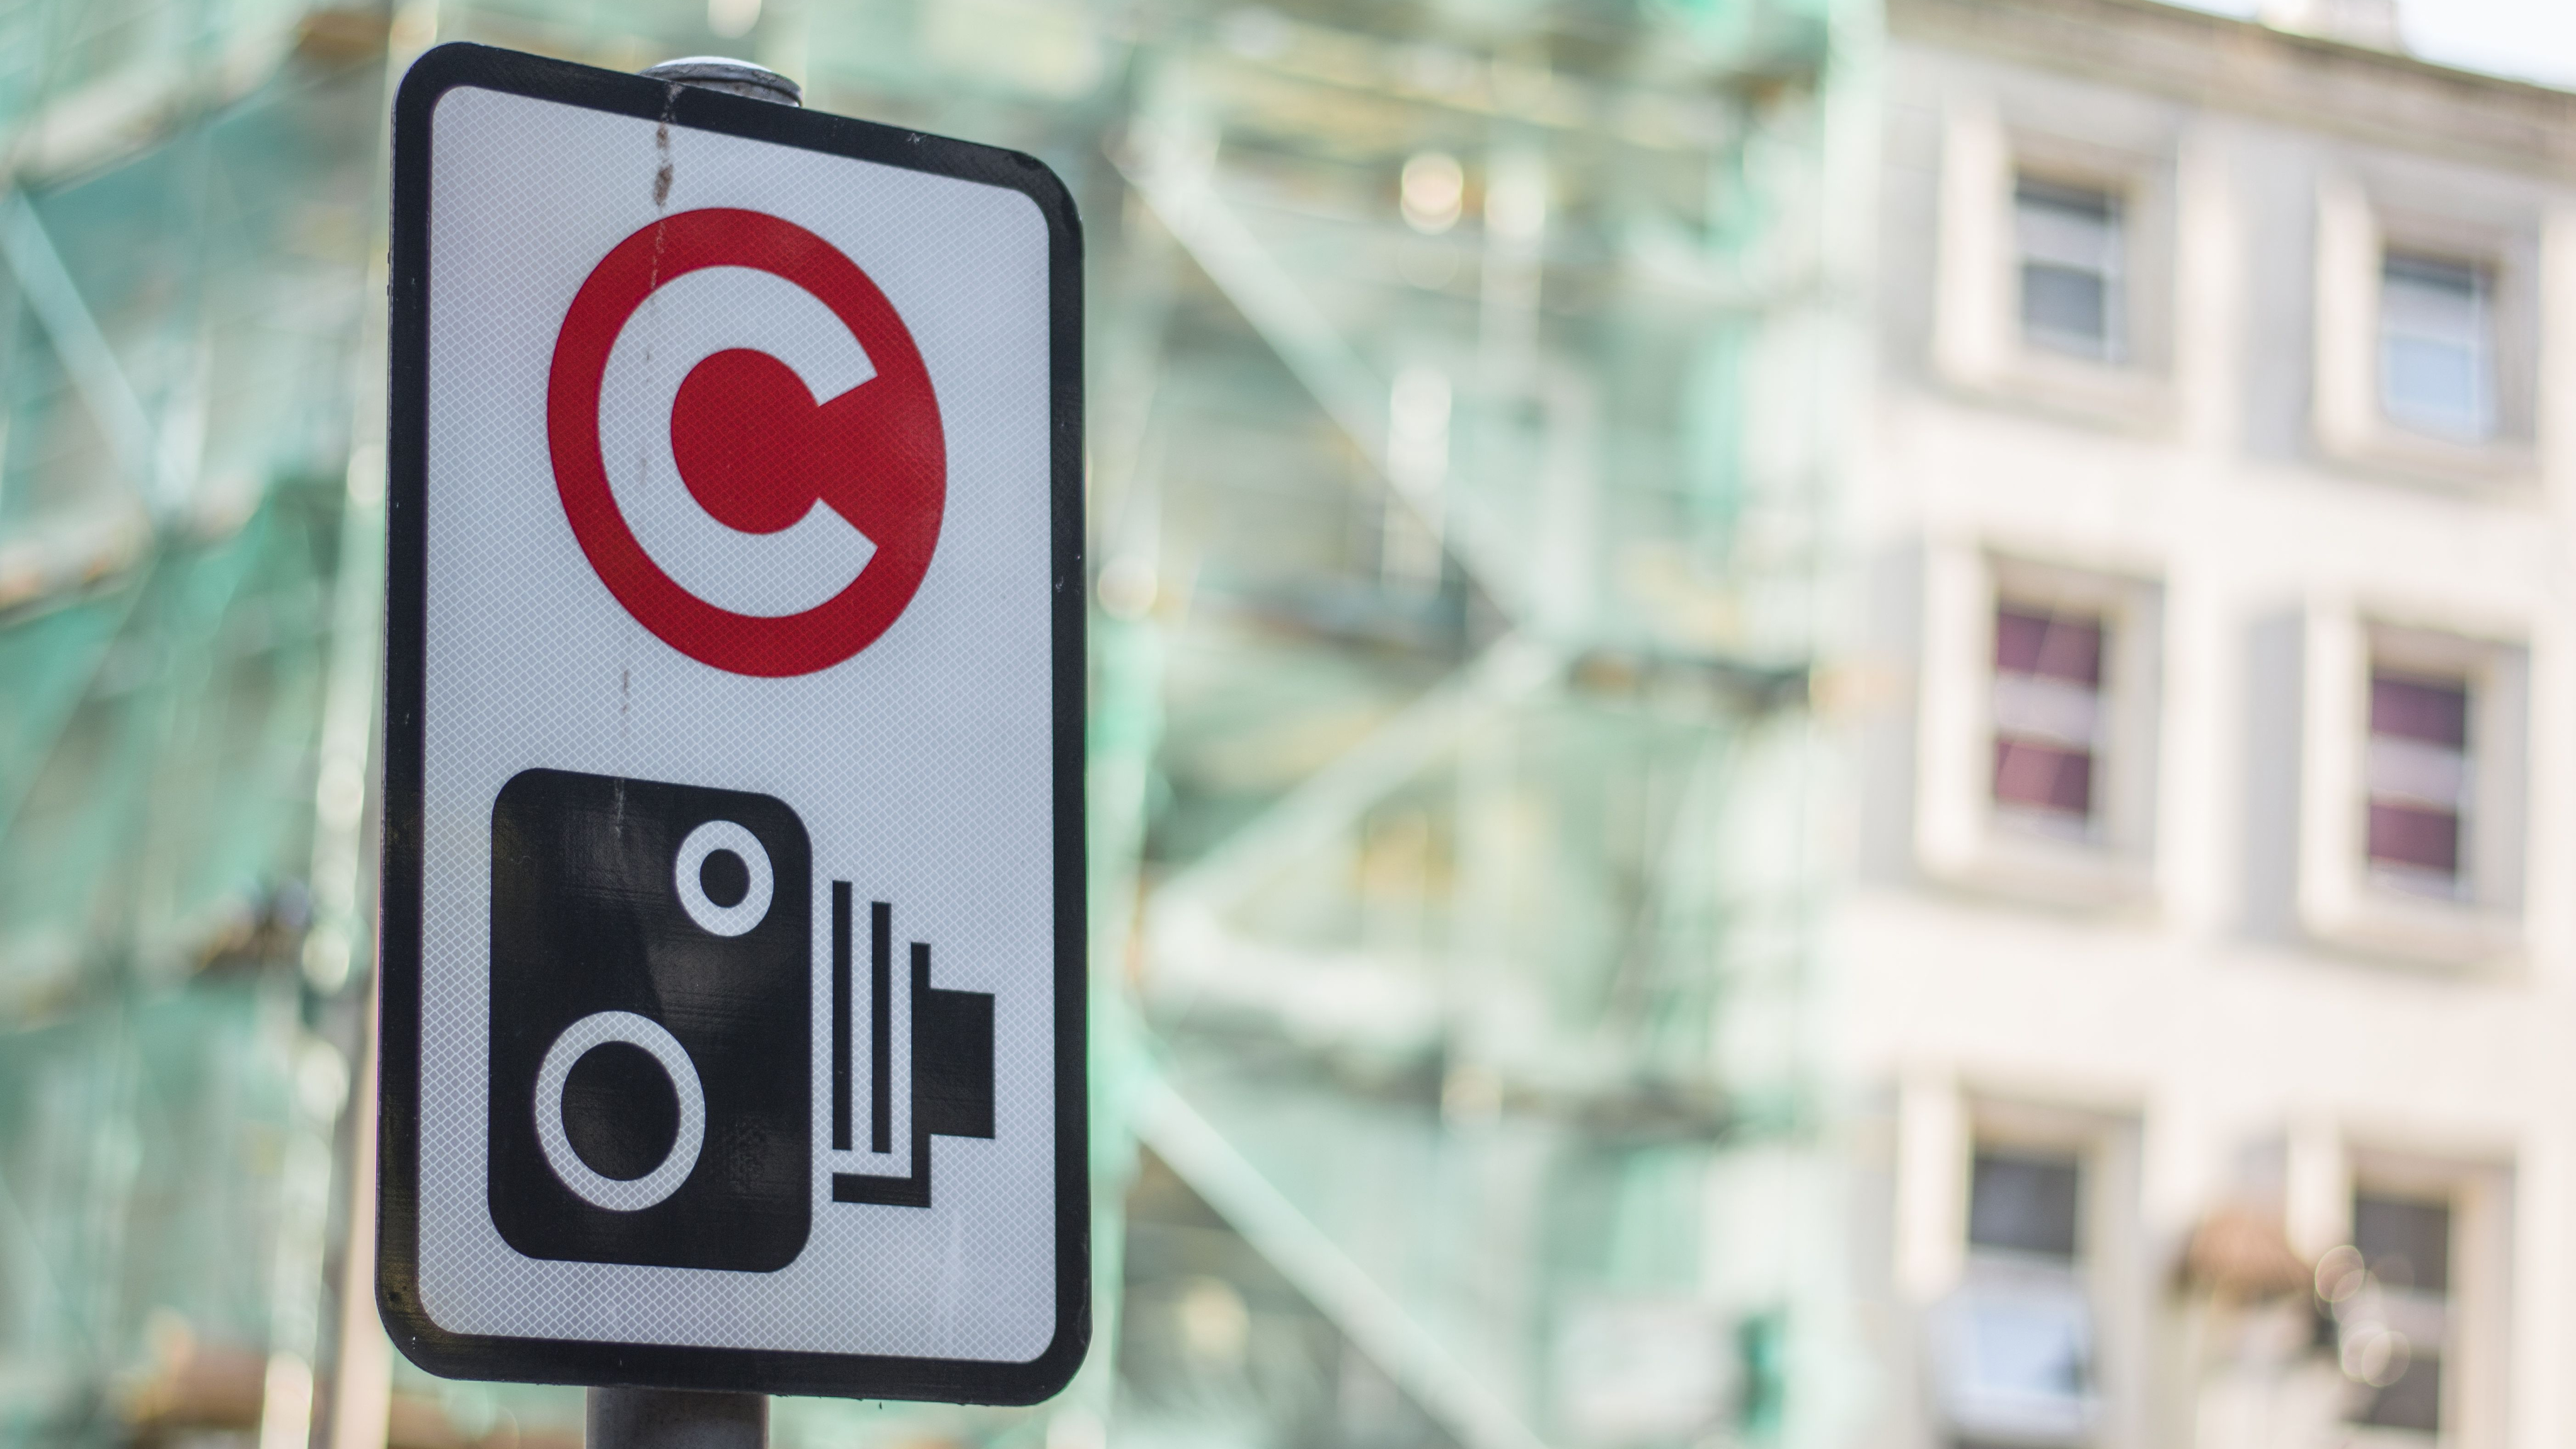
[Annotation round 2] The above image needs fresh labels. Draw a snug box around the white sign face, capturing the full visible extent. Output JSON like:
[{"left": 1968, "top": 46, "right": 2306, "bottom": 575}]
[{"left": 379, "top": 44, "right": 1085, "bottom": 1404}]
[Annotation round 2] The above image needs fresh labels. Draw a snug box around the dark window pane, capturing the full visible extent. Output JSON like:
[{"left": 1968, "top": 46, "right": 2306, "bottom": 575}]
[
  {"left": 2371, "top": 673, "right": 2469, "bottom": 749},
  {"left": 2359, "top": 1350, "right": 2443, "bottom": 1435},
  {"left": 1968, "top": 1150, "right": 2081, "bottom": 1260},
  {"left": 2366, "top": 802, "right": 2460, "bottom": 878},
  {"left": 2354, "top": 1193, "right": 2452, "bottom": 1296},
  {"left": 1994, "top": 607, "right": 2103, "bottom": 685},
  {"left": 2015, "top": 177, "right": 2117, "bottom": 225},
  {"left": 1994, "top": 608, "right": 2051, "bottom": 673},
  {"left": 2021, "top": 265, "right": 2108, "bottom": 353},
  {"left": 1994, "top": 740, "right": 2094, "bottom": 818},
  {"left": 2386, "top": 253, "right": 2477, "bottom": 293}
]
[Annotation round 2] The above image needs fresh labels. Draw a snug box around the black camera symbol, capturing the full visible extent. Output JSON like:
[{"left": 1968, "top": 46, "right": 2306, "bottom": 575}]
[{"left": 487, "top": 768, "right": 812, "bottom": 1271}]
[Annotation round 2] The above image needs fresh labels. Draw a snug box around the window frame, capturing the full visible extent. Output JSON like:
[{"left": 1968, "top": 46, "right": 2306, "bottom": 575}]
[
  {"left": 2311, "top": 172, "right": 2542, "bottom": 488},
  {"left": 2297, "top": 604, "right": 2529, "bottom": 966},
  {"left": 1931, "top": 100, "right": 2180, "bottom": 430},
  {"left": 1914, "top": 1094, "right": 2148, "bottom": 1449},
  {"left": 2304, "top": 1143, "right": 2518, "bottom": 1449},
  {"left": 1916, "top": 544, "right": 2165, "bottom": 907}
]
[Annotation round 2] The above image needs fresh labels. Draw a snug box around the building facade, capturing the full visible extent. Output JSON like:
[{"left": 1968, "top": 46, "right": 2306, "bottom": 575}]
[{"left": 1855, "top": 3, "right": 2576, "bottom": 1446}]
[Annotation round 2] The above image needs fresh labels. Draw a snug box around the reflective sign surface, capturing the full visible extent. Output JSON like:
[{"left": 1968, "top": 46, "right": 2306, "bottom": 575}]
[{"left": 379, "top": 43, "right": 1085, "bottom": 1404}]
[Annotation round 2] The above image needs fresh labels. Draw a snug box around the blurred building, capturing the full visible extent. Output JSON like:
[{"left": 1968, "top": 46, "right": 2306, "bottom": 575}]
[
  {"left": 1858, "top": 1, "right": 2576, "bottom": 1447},
  {"left": 1085, "top": 0, "right": 1864, "bottom": 1445}
]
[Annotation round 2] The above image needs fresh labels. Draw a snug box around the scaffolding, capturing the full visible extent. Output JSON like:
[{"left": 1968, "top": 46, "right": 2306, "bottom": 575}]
[
  {"left": 0, "top": 0, "right": 1874, "bottom": 1445},
  {"left": 1085, "top": 6, "right": 1870, "bottom": 1446},
  {"left": 0, "top": 3, "right": 391, "bottom": 1446}
]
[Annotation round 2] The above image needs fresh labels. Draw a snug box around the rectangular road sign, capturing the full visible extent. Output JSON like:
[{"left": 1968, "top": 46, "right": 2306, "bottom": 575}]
[{"left": 377, "top": 43, "right": 1084, "bottom": 1404}]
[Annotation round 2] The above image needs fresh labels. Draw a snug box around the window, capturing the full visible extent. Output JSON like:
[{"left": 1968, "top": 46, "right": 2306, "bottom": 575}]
[
  {"left": 2365, "top": 667, "right": 2471, "bottom": 901},
  {"left": 1970, "top": 1150, "right": 2083, "bottom": 1260},
  {"left": 2297, "top": 614, "right": 2527, "bottom": 961},
  {"left": 1943, "top": 1149, "right": 2096, "bottom": 1446},
  {"left": 2379, "top": 253, "right": 2494, "bottom": 442},
  {"left": 2311, "top": 178, "right": 2539, "bottom": 481},
  {"left": 1991, "top": 603, "right": 2106, "bottom": 840},
  {"left": 2322, "top": 1191, "right": 2453, "bottom": 1438},
  {"left": 1918, "top": 552, "right": 2161, "bottom": 903},
  {"left": 2015, "top": 178, "right": 2124, "bottom": 363},
  {"left": 1933, "top": 109, "right": 2175, "bottom": 424}
]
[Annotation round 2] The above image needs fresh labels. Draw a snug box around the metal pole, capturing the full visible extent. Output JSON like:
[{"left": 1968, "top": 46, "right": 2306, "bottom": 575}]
[
  {"left": 585, "top": 55, "right": 803, "bottom": 1449},
  {"left": 587, "top": 1388, "right": 767, "bottom": 1449},
  {"left": 638, "top": 56, "right": 804, "bottom": 106}
]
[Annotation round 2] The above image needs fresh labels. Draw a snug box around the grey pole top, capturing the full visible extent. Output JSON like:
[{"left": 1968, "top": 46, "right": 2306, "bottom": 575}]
[{"left": 638, "top": 56, "right": 803, "bottom": 107}]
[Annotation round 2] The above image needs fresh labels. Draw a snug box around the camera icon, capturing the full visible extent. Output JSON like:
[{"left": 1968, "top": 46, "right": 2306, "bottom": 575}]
[{"left": 487, "top": 769, "right": 812, "bottom": 1272}]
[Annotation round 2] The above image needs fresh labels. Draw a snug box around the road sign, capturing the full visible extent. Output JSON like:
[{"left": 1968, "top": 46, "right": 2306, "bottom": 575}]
[{"left": 377, "top": 43, "right": 1085, "bottom": 1404}]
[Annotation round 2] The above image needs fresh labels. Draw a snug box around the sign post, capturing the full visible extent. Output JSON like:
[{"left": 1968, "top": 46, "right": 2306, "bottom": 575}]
[
  {"left": 376, "top": 40, "right": 1086, "bottom": 1412},
  {"left": 589, "top": 1385, "right": 766, "bottom": 1449}
]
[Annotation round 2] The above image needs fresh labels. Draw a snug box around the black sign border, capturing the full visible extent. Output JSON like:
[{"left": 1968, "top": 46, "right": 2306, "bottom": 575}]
[{"left": 379, "top": 41, "right": 1088, "bottom": 1406}]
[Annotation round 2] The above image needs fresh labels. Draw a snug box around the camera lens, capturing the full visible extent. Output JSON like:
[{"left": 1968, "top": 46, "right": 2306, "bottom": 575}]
[
  {"left": 561, "top": 1040, "right": 682, "bottom": 1181},
  {"left": 531, "top": 1009, "right": 707, "bottom": 1211},
  {"left": 699, "top": 848, "right": 750, "bottom": 908},
  {"left": 673, "top": 820, "right": 773, "bottom": 936}
]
